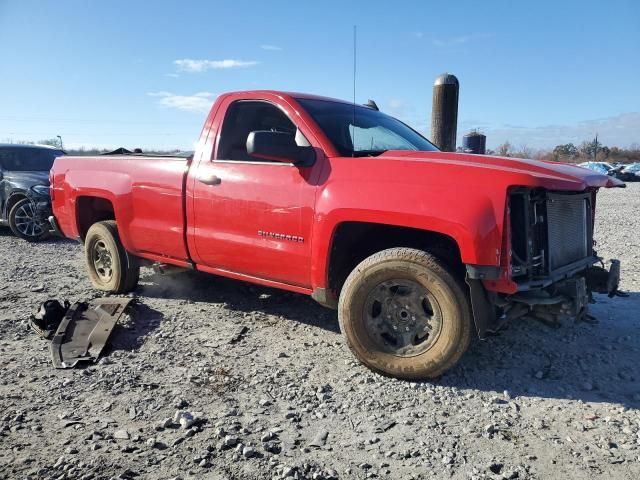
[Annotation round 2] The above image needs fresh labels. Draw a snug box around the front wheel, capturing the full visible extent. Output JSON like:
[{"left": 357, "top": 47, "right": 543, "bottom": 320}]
[
  {"left": 85, "top": 221, "right": 139, "bottom": 293},
  {"left": 8, "top": 198, "right": 50, "bottom": 242},
  {"left": 338, "top": 248, "right": 472, "bottom": 380}
]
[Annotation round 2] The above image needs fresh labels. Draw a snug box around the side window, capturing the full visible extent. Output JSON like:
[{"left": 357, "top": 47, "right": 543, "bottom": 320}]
[{"left": 216, "top": 101, "right": 309, "bottom": 161}]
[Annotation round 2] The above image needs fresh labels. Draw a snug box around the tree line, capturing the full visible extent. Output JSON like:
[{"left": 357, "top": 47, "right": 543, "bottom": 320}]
[{"left": 487, "top": 138, "right": 640, "bottom": 163}]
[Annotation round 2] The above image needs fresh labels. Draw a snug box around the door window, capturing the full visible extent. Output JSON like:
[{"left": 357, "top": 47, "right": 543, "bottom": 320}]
[{"left": 216, "top": 101, "right": 309, "bottom": 161}]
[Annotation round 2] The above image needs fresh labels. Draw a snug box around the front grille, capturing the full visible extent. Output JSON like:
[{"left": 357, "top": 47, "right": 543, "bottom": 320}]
[{"left": 546, "top": 193, "right": 592, "bottom": 271}]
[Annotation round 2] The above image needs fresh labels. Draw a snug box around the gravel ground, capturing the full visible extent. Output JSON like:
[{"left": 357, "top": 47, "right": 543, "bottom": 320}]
[{"left": 0, "top": 183, "right": 639, "bottom": 480}]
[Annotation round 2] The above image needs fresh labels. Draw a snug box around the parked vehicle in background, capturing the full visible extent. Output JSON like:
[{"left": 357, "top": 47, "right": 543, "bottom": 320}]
[
  {"left": 578, "top": 161, "right": 612, "bottom": 175},
  {"left": 50, "top": 90, "right": 624, "bottom": 379},
  {"left": 577, "top": 161, "right": 630, "bottom": 179},
  {"left": 0, "top": 144, "right": 64, "bottom": 241},
  {"left": 617, "top": 163, "right": 640, "bottom": 182}
]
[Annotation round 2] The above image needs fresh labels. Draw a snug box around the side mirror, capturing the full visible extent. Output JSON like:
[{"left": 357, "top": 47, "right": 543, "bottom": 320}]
[{"left": 246, "top": 131, "right": 315, "bottom": 167}]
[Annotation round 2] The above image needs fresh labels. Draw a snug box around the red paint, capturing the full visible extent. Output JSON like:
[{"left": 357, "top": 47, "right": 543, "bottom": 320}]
[{"left": 50, "top": 90, "right": 622, "bottom": 296}]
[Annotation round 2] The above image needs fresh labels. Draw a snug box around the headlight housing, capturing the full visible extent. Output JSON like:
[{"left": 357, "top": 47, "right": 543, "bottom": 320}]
[{"left": 30, "top": 185, "right": 50, "bottom": 196}]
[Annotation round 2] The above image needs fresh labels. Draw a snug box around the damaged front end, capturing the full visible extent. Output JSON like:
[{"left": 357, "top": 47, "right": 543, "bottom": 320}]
[
  {"left": 26, "top": 186, "right": 55, "bottom": 234},
  {"left": 467, "top": 187, "right": 624, "bottom": 338}
]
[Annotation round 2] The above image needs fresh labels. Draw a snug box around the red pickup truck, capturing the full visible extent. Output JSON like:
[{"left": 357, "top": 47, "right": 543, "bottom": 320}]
[{"left": 50, "top": 90, "right": 623, "bottom": 379}]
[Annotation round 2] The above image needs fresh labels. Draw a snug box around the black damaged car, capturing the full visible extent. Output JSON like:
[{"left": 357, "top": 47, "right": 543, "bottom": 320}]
[{"left": 0, "top": 144, "right": 65, "bottom": 241}]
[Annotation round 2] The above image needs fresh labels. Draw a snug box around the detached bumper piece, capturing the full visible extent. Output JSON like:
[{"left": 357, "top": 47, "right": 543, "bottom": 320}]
[
  {"left": 50, "top": 298, "right": 132, "bottom": 369},
  {"left": 30, "top": 299, "right": 71, "bottom": 339}
]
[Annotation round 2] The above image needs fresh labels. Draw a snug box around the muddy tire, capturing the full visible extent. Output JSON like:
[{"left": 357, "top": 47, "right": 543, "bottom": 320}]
[
  {"left": 8, "top": 198, "right": 50, "bottom": 242},
  {"left": 338, "top": 248, "right": 472, "bottom": 380},
  {"left": 85, "top": 221, "right": 139, "bottom": 293}
]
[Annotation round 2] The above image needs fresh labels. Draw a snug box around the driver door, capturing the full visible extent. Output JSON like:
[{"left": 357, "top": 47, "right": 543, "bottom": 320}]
[{"left": 190, "top": 100, "right": 320, "bottom": 288}]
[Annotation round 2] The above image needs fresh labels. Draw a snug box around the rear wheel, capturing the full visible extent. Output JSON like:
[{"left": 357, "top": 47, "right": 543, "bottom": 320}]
[
  {"left": 85, "top": 221, "right": 139, "bottom": 293},
  {"left": 8, "top": 198, "right": 50, "bottom": 242},
  {"left": 338, "top": 248, "right": 472, "bottom": 380}
]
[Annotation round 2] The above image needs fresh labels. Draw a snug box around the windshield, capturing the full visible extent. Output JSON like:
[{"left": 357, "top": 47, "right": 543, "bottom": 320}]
[
  {"left": 0, "top": 148, "right": 64, "bottom": 171},
  {"left": 296, "top": 98, "right": 438, "bottom": 157}
]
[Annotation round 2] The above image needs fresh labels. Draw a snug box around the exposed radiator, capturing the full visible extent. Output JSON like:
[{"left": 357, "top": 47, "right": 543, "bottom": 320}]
[{"left": 546, "top": 193, "right": 592, "bottom": 271}]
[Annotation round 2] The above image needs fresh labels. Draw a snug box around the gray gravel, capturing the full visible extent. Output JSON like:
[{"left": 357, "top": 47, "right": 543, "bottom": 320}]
[{"left": 1, "top": 183, "right": 639, "bottom": 480}]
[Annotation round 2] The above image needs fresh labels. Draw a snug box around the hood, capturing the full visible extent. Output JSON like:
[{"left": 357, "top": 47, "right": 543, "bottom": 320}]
[
  {"left": 1, "top": 170, "right": 50, "bottom": 186},
  {"left": 384, "top": 151, "right": 625, "bottom": 190}
]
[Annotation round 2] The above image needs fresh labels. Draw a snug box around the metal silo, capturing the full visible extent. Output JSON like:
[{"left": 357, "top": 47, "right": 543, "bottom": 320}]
[
  {"left": 431, "top": 73, "right": 459, "bottom": 152},
  {"left": 462, "top": 130, "right": 486, "bottom": 154}
]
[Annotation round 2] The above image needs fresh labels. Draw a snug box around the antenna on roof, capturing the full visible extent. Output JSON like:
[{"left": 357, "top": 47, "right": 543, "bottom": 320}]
[{"left": 352, "top": 25, "right": 357, "bottom": 157}]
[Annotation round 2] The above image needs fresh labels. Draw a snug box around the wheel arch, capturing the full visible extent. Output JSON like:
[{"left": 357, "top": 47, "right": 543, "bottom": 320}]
[
  {"left": 314, "top": 220, "right": 465, "bottom": 308},
  {"left": 75, "top": 196, "right": 116, "bottom": 240},
  {"left": 3, "top": 191, "right": 28, "bottom": 219}
]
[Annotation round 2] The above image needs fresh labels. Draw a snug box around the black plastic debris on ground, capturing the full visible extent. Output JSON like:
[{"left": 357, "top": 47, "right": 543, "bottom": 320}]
[
  {"left": 30, "top": 297, "right": 133, "bottom": 368},
  {"left": 30, "top": 299, "right": 70, "bottom": 339}
]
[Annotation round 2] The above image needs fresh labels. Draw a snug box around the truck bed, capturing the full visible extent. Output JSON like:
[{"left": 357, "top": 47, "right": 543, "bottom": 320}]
[{"left": 51, "top": 155, "right": 191, "bottom": 262}]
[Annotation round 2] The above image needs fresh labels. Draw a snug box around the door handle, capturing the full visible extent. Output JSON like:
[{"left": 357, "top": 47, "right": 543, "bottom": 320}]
[{"left": 197, "top": 173, "right": 222, "bottom": 186}]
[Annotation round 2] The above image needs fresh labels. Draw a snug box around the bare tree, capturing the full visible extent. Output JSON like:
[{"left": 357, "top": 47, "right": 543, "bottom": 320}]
[
  {"left": 514, "top": 144, "right": 533, "bottom": 159},
  {"left": 496, "top": 142, "right": 512, "bottom": 157}
]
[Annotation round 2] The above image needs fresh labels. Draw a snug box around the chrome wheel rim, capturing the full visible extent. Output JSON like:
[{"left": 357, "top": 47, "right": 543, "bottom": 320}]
[
  {"left": 92, "top": 240, "right": 113, "bottom": 281},
  {"left": 363, "top": 279, "right": 443, "bottom": 357},
  {"left": 13, "top": 202, "right": 46, "bottom": 238}
]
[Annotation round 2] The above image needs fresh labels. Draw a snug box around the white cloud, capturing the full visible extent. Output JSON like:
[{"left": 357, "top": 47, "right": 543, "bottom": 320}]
[
  {"left": 475, "top": 113, "right": 640, "bottom": 149},
  {"left": 164, "top": 73, "right": 180, "bottom": 78},
  {"left": 148, "top": 91, "right": 217, "bottom": 113},
  {"left": 432, "top": 33, "right": 494, "bottom": 47},
  {"left": 174, "top": 58, "right": 258, "bottom": 72},
  {"left": 260, "top": 44, "right": 282, "bottom": 51}
]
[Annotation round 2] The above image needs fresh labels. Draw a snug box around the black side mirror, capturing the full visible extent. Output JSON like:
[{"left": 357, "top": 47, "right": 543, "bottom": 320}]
[{"left": 246, "top": 131, "right": 315, "bottom": 167}]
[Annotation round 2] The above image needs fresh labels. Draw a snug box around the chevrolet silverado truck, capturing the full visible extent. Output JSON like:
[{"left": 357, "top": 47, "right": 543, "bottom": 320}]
[{"left": 49, "top": 90, "right": 624, "bottom": 379}]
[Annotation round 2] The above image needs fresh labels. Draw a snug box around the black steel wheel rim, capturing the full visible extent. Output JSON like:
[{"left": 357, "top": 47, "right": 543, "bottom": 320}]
[
  {"left": 363, "top": 279, "right": 443, "bottom": 357},
  {"left": 13, "top": 202, "right": 46, "bottom": 238}
]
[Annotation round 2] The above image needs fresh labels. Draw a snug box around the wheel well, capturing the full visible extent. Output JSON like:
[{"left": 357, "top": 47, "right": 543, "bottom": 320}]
[
  {"left": 76, "top": 196, "right": 115, "bottom": 239},
  {"left": 4, "top": 193, "right": 27, "bottom": 218},
  {"left": 327, "top": 222, "right": 464, "bottom": 295}
]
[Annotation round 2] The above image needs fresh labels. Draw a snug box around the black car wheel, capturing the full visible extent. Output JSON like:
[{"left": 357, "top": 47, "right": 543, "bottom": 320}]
[{"left": 8, "top": 198, "right": 50, "bottom": 242}]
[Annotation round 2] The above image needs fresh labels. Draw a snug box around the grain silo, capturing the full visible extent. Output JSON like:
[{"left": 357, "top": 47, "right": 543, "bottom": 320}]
[
  {"left": 462, "top": 130, "right": 486, "bottom": 154},
  {"left": 431, "top": 73, "right": 459, "bottom": 152}
]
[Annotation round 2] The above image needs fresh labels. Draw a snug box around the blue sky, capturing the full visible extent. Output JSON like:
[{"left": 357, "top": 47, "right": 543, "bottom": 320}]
[{"left": 0, "top": 0, "right": 638, "bottom": 150}]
